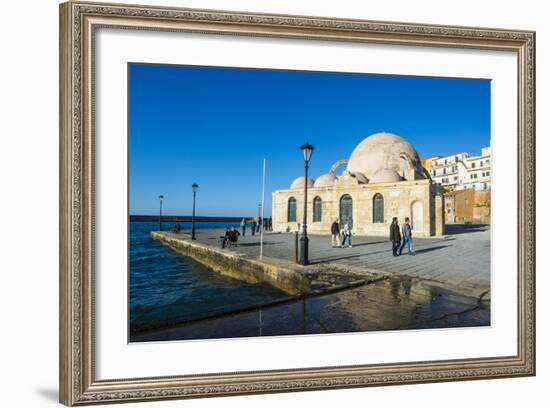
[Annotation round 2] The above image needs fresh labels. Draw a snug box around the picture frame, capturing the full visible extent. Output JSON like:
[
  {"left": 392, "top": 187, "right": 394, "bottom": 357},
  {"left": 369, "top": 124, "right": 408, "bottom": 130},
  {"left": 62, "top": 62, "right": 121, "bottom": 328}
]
[{"left": 59, "top": 1, "right": 536, "bottom": 405}]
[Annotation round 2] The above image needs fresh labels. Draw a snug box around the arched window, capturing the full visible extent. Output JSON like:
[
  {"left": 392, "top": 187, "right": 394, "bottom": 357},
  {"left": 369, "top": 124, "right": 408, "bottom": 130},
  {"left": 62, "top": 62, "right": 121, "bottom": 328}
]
[
  {"left": 313, "top": 196, "right": 322, "bottom": 222},
  {"left": 287, "top": 197, "right": 297, "bottom": 222},
  {"left": 373, "top": 193, "right": 384, "bottom": 223},
  {"left": 339, "top": 194, "right": 353, "bottom": 226}
]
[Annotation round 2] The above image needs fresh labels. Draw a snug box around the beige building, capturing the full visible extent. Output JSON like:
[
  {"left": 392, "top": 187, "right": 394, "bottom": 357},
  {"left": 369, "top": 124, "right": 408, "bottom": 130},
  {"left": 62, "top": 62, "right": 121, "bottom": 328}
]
[{"left": 272, "top": 133, "right": 445, "bottom": 237}]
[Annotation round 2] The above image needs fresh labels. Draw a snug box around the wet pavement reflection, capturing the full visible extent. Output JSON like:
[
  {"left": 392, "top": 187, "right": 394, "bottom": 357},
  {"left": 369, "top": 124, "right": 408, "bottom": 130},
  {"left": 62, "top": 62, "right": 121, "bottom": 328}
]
[{"left": 131, "top": 276, "right": 490, "bottom": 342}]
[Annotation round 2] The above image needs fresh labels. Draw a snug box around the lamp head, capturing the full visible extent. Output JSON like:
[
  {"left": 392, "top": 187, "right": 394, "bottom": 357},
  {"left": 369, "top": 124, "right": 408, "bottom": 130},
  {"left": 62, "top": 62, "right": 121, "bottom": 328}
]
[{"left": 300, "top": 142, "right": 314, "bottom": 163}]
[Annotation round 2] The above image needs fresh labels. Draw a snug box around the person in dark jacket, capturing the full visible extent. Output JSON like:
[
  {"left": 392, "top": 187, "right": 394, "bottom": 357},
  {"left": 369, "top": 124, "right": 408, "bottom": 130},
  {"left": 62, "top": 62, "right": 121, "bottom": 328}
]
[
  {"left": 251, "top": 219, "right": 257, "bottom": 236},
  {"left": 389, "top": 217, "right": 402, "bottom": 256},
  {"left": 399, "top": 217, "right": 415, "bottom": 255},
  {"left": 330, "top": 218, "right": 340, "bottom": 248}
]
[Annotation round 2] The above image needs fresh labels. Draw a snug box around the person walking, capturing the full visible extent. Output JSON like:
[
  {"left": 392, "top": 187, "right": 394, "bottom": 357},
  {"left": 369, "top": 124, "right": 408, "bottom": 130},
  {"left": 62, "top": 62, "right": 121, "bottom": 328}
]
[
  {"left": 240, "top": 218, "right": 246, "bottom": 237},
  {"left": 399, "top": 217, "right": 415, "bottom": 255},
  {"left": 389, "top": 217, "right": 401, "bottom": 256},
  {"left": 268, "top": 216, "right": 273, "bottom": 231},
  {"left": 330, "top": 218, "right": 340, "bottom": 248},
  {"left": 341, "top": 221, "right": 353, "bottom": 248},
  {"left": 257, "top": 217, "right": 262, "bottom": 234},
  {"left": 252, "top": 218, "right": 257, "bottom": 236}
]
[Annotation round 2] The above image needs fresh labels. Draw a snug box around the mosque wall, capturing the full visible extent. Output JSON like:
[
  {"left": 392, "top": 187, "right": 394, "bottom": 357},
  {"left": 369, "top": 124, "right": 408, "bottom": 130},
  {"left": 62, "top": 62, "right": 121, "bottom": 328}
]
[{"left": 272, "top": 178, "right": 439, "bottom": 237}]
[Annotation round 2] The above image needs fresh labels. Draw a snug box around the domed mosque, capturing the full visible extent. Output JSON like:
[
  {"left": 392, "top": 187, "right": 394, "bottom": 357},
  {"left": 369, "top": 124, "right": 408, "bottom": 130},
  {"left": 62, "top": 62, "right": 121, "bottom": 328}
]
[{"left": 272, "top": 132, "right": 444, "bottom": 237}]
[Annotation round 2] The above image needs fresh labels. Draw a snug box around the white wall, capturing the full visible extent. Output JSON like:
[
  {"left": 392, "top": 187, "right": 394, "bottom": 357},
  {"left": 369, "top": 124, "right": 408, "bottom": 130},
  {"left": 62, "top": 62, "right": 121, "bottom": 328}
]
[{"left": 0, "top": 0, "right": 547, "bottom": 407}]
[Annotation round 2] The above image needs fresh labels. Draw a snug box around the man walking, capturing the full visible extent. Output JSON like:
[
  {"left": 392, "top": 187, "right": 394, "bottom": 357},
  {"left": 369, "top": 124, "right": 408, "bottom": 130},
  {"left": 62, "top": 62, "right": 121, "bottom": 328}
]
[
  {"left": 251, "top": 218, "right": 257, "bottom": 236},
  {"left": 330, "top": 218, "right": 340, "bottom": 248},
  {"left": 389, "top": 217, "right": 401, "bottom": 257},
  {"left": 399, "top": 217, "right": 415, "bottom": 255}
]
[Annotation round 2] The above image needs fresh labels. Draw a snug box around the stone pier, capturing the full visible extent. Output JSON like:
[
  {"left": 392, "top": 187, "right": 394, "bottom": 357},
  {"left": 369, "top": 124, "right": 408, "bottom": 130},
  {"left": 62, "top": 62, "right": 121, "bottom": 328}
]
[
  {"left": 150, "top": 223, "right": 490, "bottom": 300},
  {"left": 150, "top": 231, "right": 382, "bottom": 296}
]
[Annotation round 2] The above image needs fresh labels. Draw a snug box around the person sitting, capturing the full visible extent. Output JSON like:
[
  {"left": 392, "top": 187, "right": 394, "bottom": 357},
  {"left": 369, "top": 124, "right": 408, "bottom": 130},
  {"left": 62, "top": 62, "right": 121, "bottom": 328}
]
[
  {"left": 219, "top": 227, "right": 231, "bottom": 248},
  {"left": 227, "top": 226, "right": 240, "bottom": 247},
  {"left": 171, "top": 223, "right": 181, "bottom": 233}
]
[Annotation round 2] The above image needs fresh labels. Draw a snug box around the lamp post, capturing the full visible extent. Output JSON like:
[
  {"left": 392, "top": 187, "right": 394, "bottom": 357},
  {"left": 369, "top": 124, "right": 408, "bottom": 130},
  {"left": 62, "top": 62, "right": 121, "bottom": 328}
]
[
  {"left": 158, "top": 195, "right": 164, "bottom": 231},
  {"left": 299, "top": 142, "right": 314, "bottom": 265},
  {"left": 191, "top": 183, "right": 199, "bottom": 240}
]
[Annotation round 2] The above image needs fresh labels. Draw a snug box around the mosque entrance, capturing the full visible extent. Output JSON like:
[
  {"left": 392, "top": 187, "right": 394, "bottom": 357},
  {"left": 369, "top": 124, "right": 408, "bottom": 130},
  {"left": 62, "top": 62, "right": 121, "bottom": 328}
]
[
  {"left": 411, "top": 201, "right": 423, "bottom": 233},
  {"left": 339, "top": 194, "right": 353, "bottom": 227}
]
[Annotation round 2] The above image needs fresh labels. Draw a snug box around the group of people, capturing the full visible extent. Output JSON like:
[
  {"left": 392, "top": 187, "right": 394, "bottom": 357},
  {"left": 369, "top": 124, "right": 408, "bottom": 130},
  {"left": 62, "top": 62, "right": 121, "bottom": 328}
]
[
  {"left": 329, "top": 217, "right": 415, "bottom": 256},
  {"left": 390, "top": 217, "right": 415, "bottom": 256},
  {"left": 240, "top": 216, "right": 272, "bottom": 237},
  {"left": 220, "top": 226, "right": 240, "bottom": 248},
  {"left": 330, "top": 219, "right": 354, "bottom": 248}
]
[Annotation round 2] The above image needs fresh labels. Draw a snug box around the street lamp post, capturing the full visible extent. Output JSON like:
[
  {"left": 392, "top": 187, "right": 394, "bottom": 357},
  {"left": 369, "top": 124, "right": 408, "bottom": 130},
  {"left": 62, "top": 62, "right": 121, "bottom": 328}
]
[
  {"left": 191, "top": 183, "right": 199, "bottom": 240},
  {"left": 158, "top": 195, "right": 164, "bottom": 231},
  {"left": 299, "top": 142, "right": 314, "bottom": 266}
]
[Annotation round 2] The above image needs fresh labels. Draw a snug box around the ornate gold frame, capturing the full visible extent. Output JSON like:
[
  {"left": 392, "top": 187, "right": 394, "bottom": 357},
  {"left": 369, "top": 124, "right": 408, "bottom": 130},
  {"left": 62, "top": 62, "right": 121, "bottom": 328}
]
[{"left": 59, "top": 1, "right": 536, "bottom": 405}]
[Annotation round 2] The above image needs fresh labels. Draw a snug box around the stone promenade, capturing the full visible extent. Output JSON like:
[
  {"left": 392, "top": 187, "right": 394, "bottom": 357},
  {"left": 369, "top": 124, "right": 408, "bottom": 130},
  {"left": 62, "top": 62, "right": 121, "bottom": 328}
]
[{"left": 185, "top": 224, "right": 490, "bottom": 297}]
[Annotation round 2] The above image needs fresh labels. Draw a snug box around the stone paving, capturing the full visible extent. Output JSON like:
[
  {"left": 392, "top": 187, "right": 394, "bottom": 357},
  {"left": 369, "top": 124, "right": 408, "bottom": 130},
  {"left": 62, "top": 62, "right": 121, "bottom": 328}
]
[{"left": 185, "top": 224, "right": 490, "bottom": 297}]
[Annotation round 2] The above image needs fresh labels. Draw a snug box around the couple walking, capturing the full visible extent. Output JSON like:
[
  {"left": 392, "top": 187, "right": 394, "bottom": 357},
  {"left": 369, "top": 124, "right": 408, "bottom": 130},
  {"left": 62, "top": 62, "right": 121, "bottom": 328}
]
[
  {"left": 389, "top": 217, "right": 415, "bottom": 256},
  {"left": 330, "top": 218, "right": 353, "bottom": 248}
]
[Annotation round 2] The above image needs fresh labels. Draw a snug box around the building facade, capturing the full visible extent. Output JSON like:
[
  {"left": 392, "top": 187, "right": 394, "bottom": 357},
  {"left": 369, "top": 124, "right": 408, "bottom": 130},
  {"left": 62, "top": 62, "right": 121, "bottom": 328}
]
[
  {"left": 456, "top": 147, "right": 492, "bottom": 191},
  {"left": 272, "top": 133, "right": 445, "bottom": 237},
  {"left": 429, "top": 152, "right": 471, "bottom": 190},
  {"left": 444, "top": 188, "right": 491, "bottom": 224}
]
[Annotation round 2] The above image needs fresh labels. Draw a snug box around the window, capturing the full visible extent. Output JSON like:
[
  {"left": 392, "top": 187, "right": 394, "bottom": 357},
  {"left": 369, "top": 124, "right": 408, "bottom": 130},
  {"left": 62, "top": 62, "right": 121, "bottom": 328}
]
[
  {"left": 472, "top": 162, "right": 476, "bottom": 168},
  {"left": 340, "top": 194, "right": 353, "bottom": 226},
  {"left": 313, "top": 196, "right": 322, "bottom": 222},
  {"left": 443, "top": 168, "right": 447, "bottom": 174},
  {"left": 287, "top": 197, "right": 297, "bottom": 222},
  {"left": 373, "top": 193, "right": 384, "bottom": 224},
  {"left": 486, "top": 160, "right": 490, "bottom": 166}
]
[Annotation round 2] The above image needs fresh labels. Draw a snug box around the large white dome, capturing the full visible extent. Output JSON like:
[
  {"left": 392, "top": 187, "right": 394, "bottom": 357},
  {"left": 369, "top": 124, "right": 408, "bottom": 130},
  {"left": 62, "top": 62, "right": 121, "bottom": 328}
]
[
  {"left": 290, "top": 176, "right": 314, "bottom": 189},
  {"left": 346, "top": 132, "right": 425, "bottom": 180}
]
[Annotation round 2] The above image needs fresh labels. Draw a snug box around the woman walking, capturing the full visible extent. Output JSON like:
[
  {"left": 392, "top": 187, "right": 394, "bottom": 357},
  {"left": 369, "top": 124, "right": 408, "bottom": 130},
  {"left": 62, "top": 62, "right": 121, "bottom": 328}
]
[{"left": 341, "top": 221, "right": 353, "bottom": 248}]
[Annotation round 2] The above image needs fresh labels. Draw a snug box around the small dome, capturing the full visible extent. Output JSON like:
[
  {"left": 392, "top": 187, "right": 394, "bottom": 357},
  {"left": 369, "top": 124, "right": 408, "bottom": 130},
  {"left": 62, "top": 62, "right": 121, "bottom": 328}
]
[
  {"left": 351, "top": 172, "right": 368, "bottom": 184},
  {"left": 370, "top": 168, "right": 403, "bottom": 184},
  {"left": 290, "top": 176, "right": 314, "bottom": 189},
  {"left": 314, "top": 173, "right": 337, "bottom": 187}
]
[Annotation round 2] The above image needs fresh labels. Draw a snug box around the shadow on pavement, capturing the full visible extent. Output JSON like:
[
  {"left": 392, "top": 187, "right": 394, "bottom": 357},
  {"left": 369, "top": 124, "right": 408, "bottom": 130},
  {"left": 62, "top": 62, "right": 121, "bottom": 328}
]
[
  {"left": 445, "top": 224, "right": 489, "bottom": 235},
  {"left": 413, "top": 245, "right": 450, "bottom": 254}
]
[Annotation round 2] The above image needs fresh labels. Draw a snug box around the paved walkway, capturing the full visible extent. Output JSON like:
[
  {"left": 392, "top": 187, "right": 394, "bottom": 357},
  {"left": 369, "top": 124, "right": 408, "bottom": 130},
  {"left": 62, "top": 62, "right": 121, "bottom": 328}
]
[{"left": 178, "top": 224, "right": 491, "bottom": 296}]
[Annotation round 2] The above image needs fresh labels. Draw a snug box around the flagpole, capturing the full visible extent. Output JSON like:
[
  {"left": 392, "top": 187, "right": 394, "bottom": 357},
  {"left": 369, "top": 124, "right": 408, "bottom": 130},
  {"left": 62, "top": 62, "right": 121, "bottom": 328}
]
[{"left": 260, "top": 158, "right": 266, "bottom": 259}]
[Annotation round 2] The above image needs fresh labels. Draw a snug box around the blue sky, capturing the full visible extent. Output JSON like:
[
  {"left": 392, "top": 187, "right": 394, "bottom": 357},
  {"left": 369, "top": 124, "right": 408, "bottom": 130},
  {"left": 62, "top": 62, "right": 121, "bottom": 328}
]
[{"left": 129, "top": 63, "right": 490, "bottom": 217}]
